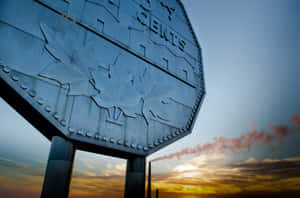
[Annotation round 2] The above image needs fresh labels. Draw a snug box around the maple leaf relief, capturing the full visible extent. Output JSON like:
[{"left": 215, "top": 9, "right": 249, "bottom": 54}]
[
  {"left": 92, "top": 54, "right": 179, "bottom": 125},
  {"left": 39, "top": 23, "right": 181, "bottom": 126},
  {"left": 39, "top": 23, "right": 98, "bottom": 96}
]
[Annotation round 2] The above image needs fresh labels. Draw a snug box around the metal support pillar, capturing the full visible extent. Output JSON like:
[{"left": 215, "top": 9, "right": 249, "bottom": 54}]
[
  {"left": 41, "top": 136, "right": 76, "bottom": 198},
  {"left": 147, "top": 162, "right": 151, "bottom": 198},
  {"left": 124, "top": 156, "right": 146, "bottom": 198}
]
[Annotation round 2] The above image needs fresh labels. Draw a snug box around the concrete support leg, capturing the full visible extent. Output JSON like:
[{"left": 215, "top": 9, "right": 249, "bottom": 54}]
[
  {"left": 124, "top": 156, "right": 146, "bottom": 198},
  {"left": 41, "top": 136, "right": 76, "bottom": 198}
]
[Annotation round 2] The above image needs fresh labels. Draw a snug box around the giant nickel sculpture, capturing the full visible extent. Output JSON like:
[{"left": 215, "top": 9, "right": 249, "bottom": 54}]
[{"left": 0, "top": 0, "right": 205, "bottom": 197}]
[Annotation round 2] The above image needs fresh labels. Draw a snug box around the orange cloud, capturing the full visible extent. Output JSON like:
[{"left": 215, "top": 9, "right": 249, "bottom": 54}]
[
  {"left": 1, "top": 155, "right": 300, "bottom": 198},
  {"left": 150, "top": 155, "right": 300, "bottom": 196},
  {"left": 70, "top": 162, "right": 126, "bottom": 198},
  {"left": 0, "top": 158, "right": 45, "bottom": 197}
]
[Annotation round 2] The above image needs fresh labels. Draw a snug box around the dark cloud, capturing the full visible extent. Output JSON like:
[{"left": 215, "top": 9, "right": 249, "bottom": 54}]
[
  {"left": 0, "top": 185, "right": 39, "bottom": 198},
  {"left": 0, "top": 157, "right": 44, "bottom": 177},
  {"left": 147, "top": 191, "right": 300, "bottom": 198},
  {"left": 228, "top": 159, "right": 300, "bottom": 180}
]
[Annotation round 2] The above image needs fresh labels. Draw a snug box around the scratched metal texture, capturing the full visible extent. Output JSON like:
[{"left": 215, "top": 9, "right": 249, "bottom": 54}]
[{"left": 0, "top": 0, "right": 205, "bottom": 157}]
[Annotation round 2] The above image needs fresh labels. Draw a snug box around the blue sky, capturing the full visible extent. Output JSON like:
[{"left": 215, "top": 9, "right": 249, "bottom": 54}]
[
  {"left": 151, "top": 0, "right": 300, "bottom": 161},
  {"left": 0, "top": 0, "right": 300, "bottom": 197}
]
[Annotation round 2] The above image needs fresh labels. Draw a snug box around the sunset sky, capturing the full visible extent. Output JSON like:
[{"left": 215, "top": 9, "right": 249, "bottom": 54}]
[{"left": 1, "top": 0, "right": 300, "bottom": 198}]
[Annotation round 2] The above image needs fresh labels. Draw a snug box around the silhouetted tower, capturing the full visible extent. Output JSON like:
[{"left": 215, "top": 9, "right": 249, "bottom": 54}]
[
  {"left": 147, "top": 162, "right": 151, "bottom": 198},
  {"left": 156, "top": 189, "right": 159, "bottom": 198}
]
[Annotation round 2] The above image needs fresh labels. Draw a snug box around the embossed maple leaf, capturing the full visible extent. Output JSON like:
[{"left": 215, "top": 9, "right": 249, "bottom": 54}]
[
  {"left": 92, "top": 55, "right": 145, "bottom": 118},
  {"left": 39, "top": 23, "right": 179, "bottom": 126},
  {"left": 39, "top": 23, "right": 98, "bottom": 96},
  {"left": 92, "top": 55, "right": 177, "bottom": 125}
]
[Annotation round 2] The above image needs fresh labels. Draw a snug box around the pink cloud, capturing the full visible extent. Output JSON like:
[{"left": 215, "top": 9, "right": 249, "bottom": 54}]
[{"left": 151, "top": 112, "right": 300, "bottom": 162}]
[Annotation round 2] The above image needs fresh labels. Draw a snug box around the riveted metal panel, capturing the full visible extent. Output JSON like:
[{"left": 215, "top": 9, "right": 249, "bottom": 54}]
[{"left": 0, "top": 0, "right": 205, "bottom": 157}]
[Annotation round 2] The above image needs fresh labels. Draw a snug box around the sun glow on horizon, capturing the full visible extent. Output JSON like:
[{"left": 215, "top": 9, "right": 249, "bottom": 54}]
[{"left": 174, "top": 164, "right": 198, "bottom": 172}]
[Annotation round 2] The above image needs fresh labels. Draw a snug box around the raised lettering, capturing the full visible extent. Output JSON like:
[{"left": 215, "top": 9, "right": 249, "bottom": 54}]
[
  {"left": 136, "top": 7, "right": 186, "bottom": 52},
  {"left": 178, "top": 39, "right": 186, "bottom": 51},
  {"left": 160, "top": 0, "right": 175, "bottom": 21},
  {"left": 137, "top": 11, "right": 149, "bottom": 26},
  {"left": 170, "top": 32, "right": 176, "bottom": 46},
  {"left": 97, "top": 18, "right": 104, "bottom": 32},
  {"left": 150, "top": 16, "right": 160, "bottom": 33},
  {"left": 140, "top": 0, "right": 151, "bottom": 11}
]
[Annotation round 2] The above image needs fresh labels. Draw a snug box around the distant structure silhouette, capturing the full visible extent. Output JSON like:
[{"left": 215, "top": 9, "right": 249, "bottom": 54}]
[{"left": 148, "top": 162, "right": 151, "bottom": 198}]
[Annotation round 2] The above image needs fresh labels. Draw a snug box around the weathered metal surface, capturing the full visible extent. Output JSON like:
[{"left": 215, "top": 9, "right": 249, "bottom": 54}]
[{"left": 0, "top": 0, "right": 205, "bottom": 156}]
